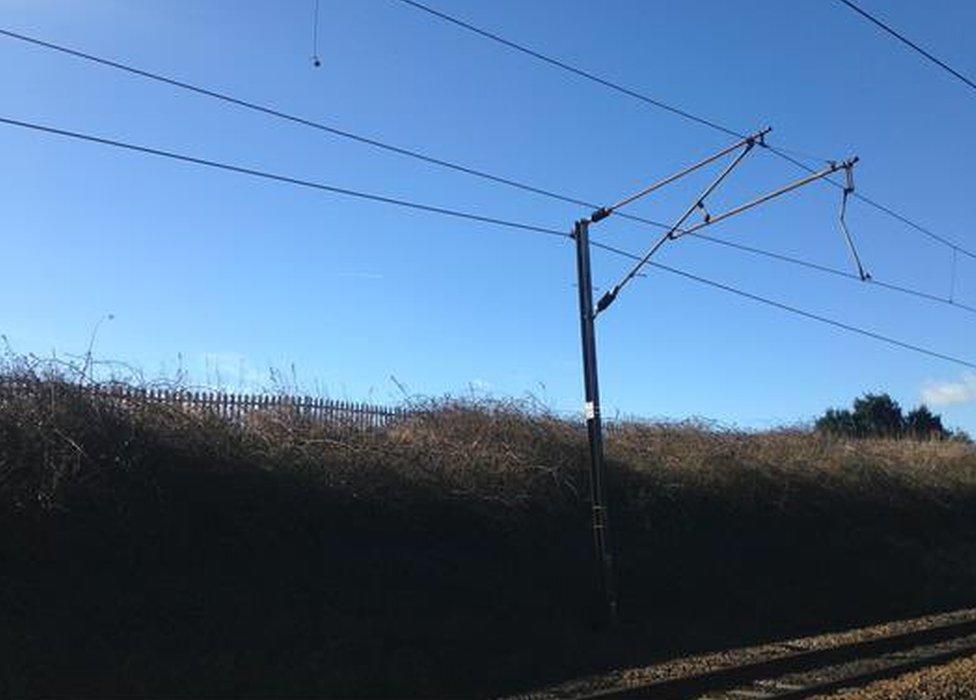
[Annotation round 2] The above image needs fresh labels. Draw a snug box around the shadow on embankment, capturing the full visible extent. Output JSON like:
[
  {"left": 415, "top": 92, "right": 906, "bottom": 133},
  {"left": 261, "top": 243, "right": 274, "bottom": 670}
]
[{"left": 2, "top": 377, "right": 975, "bottom": 697}]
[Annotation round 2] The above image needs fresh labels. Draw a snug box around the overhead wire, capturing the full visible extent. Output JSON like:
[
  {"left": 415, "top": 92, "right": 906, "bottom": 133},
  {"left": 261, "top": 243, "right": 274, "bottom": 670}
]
[
  {"left": 389, "top": 0, "right": 740, "bottom": 138},
  {"left": 833, "top": 0, "right": 976, "bottom": 94},
  {"left": 2, "top": 28, "right": 971, "bottom": 316},
  {"left": 588, "top": 239, "right": 976, "bottom": 371},
  {"left": 594, "top": 138, "right": 761, "bottom": 315},
  {"left": 390, "top": 0, "right": 976, "bottom": 261},
  {"left": 686, "top": 233, "right": 976, "bottom": 315},
  {"left": 0, "top": 21, "right": 713, "bottom": 234},
  {"left": 0, "top": 27, "right": 604, "bottom": 217},
  {"left": 2, "top": 115, "right": 973, "bottom": 371},
  {"left": 760, "top": 146, "right": 976, "bottom": 260},
  {"left": 0, "top": 115, "right": 567, "bottom": 239},
  {"left": 2, "top": 27, "right": 973, "bottom": 316}
]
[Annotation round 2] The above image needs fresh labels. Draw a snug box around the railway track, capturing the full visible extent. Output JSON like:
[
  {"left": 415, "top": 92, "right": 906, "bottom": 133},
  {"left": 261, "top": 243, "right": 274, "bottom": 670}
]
[{"left": 511, "top": 609, "right": 976, "bottom": 700}]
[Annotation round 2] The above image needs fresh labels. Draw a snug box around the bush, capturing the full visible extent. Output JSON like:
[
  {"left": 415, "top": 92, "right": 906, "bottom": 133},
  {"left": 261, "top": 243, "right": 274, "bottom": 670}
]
[{"left": 2, "top": 363, "right": 976, "bottom": 697}]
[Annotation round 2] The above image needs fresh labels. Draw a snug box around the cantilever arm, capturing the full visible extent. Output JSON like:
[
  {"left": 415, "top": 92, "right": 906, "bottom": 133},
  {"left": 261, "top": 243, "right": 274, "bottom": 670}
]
[
  {"left": 594, "top": 139, "right": 760, "bottom": 315},
  {"left": 672, "top": 155, "right": 869, "bottom": 280},
  {"left": 673, "top": 157, "right": 859, "bottom": 237},
  {"left": 594, "top": 156, "right": 864, "bottom": 319},
  {"left": 589, "top": 127, "right": 771, "bottom": 223}
]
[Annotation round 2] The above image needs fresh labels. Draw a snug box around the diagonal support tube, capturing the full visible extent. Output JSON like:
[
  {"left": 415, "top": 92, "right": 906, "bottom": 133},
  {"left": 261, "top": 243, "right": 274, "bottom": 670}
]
[{"left": 594, "top": 140, "right": 758, "bottom": 315}]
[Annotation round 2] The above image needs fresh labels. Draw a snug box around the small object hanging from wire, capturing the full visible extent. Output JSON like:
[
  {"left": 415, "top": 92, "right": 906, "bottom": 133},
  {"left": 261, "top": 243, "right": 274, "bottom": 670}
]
[{"left": 311, "top": 0, "right": 322, "bottom": 67}]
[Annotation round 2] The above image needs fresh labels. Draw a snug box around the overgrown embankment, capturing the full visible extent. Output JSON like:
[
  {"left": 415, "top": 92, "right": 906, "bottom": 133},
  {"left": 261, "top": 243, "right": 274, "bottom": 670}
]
[{"left": 2, "top": 369, "right": 975, "bottom": 697}]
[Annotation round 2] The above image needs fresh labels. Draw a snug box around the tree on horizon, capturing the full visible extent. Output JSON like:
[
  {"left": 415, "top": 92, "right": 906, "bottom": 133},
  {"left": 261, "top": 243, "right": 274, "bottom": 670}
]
[{"left": 815, "top": 392, "right": 954, "bottom": 441}]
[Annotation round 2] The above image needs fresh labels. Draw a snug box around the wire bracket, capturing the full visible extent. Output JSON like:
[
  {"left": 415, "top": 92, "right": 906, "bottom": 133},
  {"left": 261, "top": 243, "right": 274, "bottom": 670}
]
[
  {"left": 594, "top": 140, "right": 759, "bottom": 316},
  {"left": 838, "top": 159, "right": 870, "bottom": 281},
  {"left": 696, "top": 200, "right": 712, "bottom": 224},
  {"left": 586, "top": 127, "right": 771, "bottom": 226}
]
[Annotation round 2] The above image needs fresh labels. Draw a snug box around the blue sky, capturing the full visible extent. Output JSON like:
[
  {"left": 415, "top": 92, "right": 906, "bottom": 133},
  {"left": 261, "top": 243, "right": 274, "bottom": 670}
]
[{"left": 2, "top": 0, "right": 975, "bottom": 431}]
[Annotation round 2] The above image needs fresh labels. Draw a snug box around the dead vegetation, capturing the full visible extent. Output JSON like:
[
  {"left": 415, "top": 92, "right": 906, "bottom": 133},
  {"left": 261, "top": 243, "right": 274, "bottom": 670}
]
[{"left": 2, "top": 358, "right": 976, "bottom": 697}]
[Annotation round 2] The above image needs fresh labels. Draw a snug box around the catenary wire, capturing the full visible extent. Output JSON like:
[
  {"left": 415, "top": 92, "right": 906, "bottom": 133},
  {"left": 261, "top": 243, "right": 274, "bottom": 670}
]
[
  {"left": 2, "top": 26, "right": 973, "bottom": 303},
  {"left": 687, "top": 232, "right": 976, "bottom": 315},
  {"left": 0, "top": 25, "right": 734, "bottom": 228},
  {"left": 589, "top": 239, "right": 976, "bottom": 370},
  {"left": 390, "top": 0, "right": 976, "bottom": 261},
  {"left": 0, "top": 115, "right": 568, "bottom": 239},
  {"left": 833, "top": 0, "right": 976, "bottom": 93},
  {"left": 392, "top": 0, "right": 739, "bottom": 137},
  {"left": 761, "top": 146, "right": 976, "bottom": 260},
  {"left": 3, "top": 115, "right": 972, "bottom": 371},
  {"left": 0, "top": 27, "right": 605, "bottom": 218}
]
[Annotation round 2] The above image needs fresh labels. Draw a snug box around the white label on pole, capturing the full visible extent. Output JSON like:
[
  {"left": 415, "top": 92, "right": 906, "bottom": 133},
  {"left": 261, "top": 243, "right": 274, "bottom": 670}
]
[{"left": 584, "top": 401, "right": 596, "bottom": 420}]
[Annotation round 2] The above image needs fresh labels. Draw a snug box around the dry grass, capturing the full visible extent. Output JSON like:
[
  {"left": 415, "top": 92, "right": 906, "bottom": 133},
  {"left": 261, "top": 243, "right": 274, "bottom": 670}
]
[
  {"left": 2, "top": 359, "right": 976, "bottom": 697},
  {"left": 5, "top": 368, "right": 973, "bottom": 522},
  {"left": 609, "top": 421, "right": 976, "bottom": 516}
]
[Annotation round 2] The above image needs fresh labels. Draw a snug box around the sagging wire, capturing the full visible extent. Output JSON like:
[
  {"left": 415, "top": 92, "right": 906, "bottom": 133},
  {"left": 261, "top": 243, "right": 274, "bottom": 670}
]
[{"left": 837, "top": 160, "right": 870, "bottom": 280}]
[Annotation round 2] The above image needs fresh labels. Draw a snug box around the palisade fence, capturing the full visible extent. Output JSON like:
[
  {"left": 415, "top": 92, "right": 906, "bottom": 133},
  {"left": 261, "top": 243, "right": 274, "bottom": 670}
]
[{"left": 0, "top": 379, "right": 409, "bottom": 432}]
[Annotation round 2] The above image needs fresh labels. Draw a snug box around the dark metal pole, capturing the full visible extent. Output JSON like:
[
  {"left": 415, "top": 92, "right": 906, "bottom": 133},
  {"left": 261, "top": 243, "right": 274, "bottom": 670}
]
[{"left": 573, "top": 218, "right": 618, "bottom": 625}]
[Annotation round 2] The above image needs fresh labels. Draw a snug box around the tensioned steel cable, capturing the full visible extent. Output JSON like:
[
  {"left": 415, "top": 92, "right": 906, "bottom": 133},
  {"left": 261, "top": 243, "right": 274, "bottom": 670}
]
[
  {"left": 689, "top": 233, "right": 976, "bottom": 315},
  {"left": 589, "top": 239, "right": 976, "bottom": 371},
  {"left": 759, "top": 146, "right": 975, "bottom": 259},
  {"left": 0, "top": 115, "right": 567, "bottom": 239},
  {"left": 0, "top": 25, "right": 732, "bottom": 228},
  {"left": 0, "top": 23, "right": 704, "bottom": 234},
  {"left": 2, "top": 26, "right": 972, "bottom": 312},
  {"left": 3, "top": 115, "right": 972, "bottom": 370},
  {"left": 0, "top": 28, "right": 596, "bottom": 217},
  {"left": 393, "top": 0, "right": 739, "bottom": 138},
  {"left": 391, "top": 0, "right": 976, "bottom": 261},
  {"left": 833, "top": 0, "right": 976, "bottom": 94}
]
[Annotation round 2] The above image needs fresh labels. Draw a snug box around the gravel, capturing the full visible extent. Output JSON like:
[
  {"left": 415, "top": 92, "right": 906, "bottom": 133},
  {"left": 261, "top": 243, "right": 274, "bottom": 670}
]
[
  {"left": 818, "top": 656, "right": 976, "bottom": 700},
  {"left": 505, "top": 608, "right": 976, "bottom": 699},
  {"left": 818, "top": 654, "right": 976, "bottom": 699}
]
